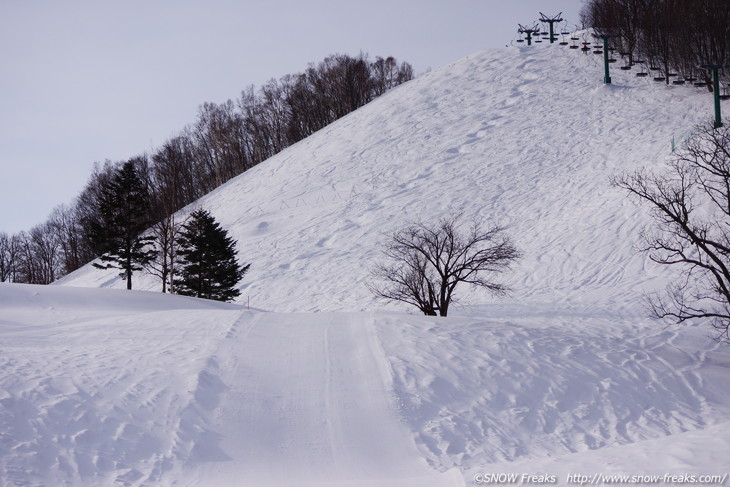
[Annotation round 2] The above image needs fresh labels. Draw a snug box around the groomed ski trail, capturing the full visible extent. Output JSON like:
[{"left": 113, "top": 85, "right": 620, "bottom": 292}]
[{"left": 187, "top": 311, "right": 464, "bottom": 486}]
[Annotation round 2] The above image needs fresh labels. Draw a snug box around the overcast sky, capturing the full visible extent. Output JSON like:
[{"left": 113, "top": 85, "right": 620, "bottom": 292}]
[{"left": 0, "top": 0, "right": 584, "bottom": 234}]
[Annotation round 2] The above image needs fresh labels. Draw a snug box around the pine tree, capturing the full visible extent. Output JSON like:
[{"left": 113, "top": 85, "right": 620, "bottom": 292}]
[
  {"left": 90, "top": 160, "right": 157, "bottom": 290},
  {"left": 175, "top": 209, "right": 248, "bottom": 302}
]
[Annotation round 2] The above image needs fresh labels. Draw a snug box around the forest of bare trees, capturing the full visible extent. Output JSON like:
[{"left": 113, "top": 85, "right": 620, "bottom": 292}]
[
  {"left": 1, "top": 53, "right": 413, "bottom": 286},
  {"left": 581, "top": 0, "right": 730, "bottom": 86}
]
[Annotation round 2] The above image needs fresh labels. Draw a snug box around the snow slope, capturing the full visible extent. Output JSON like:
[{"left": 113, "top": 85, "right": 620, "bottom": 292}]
[
  {"left": 60, "top": 40, "right": 709, "bottom": 317},
  {"left": 4, "top": 41, "right": 730, "bottom": 484}
]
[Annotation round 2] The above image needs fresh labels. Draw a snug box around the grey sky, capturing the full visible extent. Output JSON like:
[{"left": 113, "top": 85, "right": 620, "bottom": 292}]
[{"left": 0, "top": 0, "right": 583, "bottom": 234}]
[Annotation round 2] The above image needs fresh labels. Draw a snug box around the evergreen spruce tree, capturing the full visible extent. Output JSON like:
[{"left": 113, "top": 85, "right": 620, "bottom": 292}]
[
  {"left": 175, "top": 209, "right": 248, "bottom": 302},
  {"left": 90, "top": 160, "right": 157, "bottom": 290}
]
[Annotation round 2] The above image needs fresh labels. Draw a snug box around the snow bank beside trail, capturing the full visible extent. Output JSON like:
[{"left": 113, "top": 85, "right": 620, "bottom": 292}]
[
  {"left": 0, "top": 282, "right": 239, "bottom": 318},
  {"left": 466, "top": 421, "right": 730, "bottom": 484},
  {"left": 0, "top": 283, "right": 243, "bottom": 486},
  {"left": 375, "top": 311, "right": 730, "bottom": 474}
]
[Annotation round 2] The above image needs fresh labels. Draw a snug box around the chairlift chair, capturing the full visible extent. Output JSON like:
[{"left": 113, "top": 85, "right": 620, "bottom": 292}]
[
  {"left": 720, "top": 83, "right": 730, "bottom": 100},
  {"left": 559, "top": 21, "right": 570, "bottom": 37}
]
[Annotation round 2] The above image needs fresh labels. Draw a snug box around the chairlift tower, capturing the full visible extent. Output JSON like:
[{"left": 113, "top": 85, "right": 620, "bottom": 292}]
[
  {"left": 518, "top": 23, "right": 540, "bottom": 46},
  {"left": 701, "top": 64, "right": 730, "bottom": 128},
  {"left": 539, "top": 12, "right": 563, "bottom": 44},
  {"left": 594, "top": 31, "right": 619, "bottom": 84}
]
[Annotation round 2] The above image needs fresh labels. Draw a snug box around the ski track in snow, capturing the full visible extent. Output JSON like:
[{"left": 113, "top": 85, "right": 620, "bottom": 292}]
[
  {"left": 5, "top": 41, "right": 730, "bottom": 484},
  {"left": 187, "top": 312, "right": 462, "bottom": 486}
]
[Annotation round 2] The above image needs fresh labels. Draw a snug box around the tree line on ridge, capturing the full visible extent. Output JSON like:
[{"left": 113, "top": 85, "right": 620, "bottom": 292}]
[{"left": 0, "top": 53, "right": 414, "bottom": 289}]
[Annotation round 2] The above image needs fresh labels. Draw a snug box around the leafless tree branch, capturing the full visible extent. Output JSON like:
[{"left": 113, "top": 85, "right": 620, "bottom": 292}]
[{"left": 613, "top": 122, "right": 730, "bottom": 343}]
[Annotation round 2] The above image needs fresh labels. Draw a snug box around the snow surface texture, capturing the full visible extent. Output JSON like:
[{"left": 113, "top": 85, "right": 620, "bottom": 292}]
[
  {"left": 2, "top": 41, "right": 727, "bottom": 484},
  {"left": 0, "top": 285, "right": 464, "bottom": 486},
  {"left": 2, "top": 285, "right": 729, "bottom": 486}
]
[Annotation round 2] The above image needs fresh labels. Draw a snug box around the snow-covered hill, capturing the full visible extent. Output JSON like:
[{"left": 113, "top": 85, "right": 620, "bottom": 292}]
[
  {"left": 4, "top": 41, "right": 730, "bottom": 485},
  {"left": 60, "top": 39, "right": 708, "bottom": 316}
]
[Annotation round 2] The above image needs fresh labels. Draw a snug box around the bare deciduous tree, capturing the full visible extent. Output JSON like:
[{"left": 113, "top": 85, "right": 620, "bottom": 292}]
[
  {"left": 28, "top": 222, "right": 61, "bottom": 284},
  {"left": 370, "top": 215, "right": 521, "bottom": 316},
  {"left": 48, "top": 204, "right": 89, "bottom": 275},
  {"left": 0, "top": 232, "right": 17, "bottom": 282},
  {"left": 144, "top": 214, "right": 184, "bottom": 293},
  {"left": 613, "top": 122, "right": 730, "bottom": 342},
  {"left": 581, "top": 0, "right": 729, "bottom": 85}
]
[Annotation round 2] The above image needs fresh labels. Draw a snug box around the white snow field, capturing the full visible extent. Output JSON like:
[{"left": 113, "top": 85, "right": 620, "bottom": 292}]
[{"left": 2, "top": 40, "right": 729, "bottom": 485}]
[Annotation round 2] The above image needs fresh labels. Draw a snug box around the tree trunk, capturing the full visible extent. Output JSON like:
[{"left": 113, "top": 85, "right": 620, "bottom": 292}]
[{"left": 126, "top": 254, "right": 132, "bottom": 290}]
